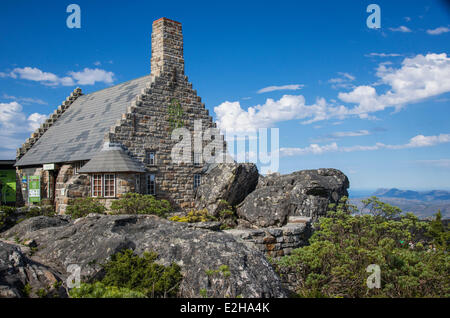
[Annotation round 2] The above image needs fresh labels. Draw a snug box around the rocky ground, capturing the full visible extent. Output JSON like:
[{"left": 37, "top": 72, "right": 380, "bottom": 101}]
[{"left": 0, "top": 163, "right": 350, "bottom": 298}]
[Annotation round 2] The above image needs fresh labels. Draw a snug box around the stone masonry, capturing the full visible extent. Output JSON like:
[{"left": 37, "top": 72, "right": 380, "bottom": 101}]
[
  {"left": 225, "top": 216, "right": 312, "bottom": 257},
  {"left": 105, "top": 18, "right": 227, "bottom": 209}
]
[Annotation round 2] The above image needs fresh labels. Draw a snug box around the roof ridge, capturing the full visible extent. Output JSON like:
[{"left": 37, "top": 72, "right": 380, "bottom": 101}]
[{"left": 16, "top": 87, "right": 83, "bottom": 161}]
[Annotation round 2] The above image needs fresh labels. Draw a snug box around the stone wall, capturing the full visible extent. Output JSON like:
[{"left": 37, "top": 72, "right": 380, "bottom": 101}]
[
  {"left": 106, "top": 18, "right": 226, "bottom": 210},
  {"left": 54, "top": 164, "right": 90, "bottom": 214},
  {"left": 225, "top": 217, "right": 312, "bottom": 257},
  {"left": 54, "top": 165, "right": 140, "bottom": 213}
]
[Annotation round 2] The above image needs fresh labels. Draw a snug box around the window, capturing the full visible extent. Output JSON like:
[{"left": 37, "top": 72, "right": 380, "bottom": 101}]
[
  {"left": 147, "top": 174, "right": 156, "bottom": 195},
  {"left": 103, "top": 174, "right": 116, "bottom": 197},
  {"left": 92, "top": 174, "right": 103, "bottom": 197},
  {"left": 193, "top": 153, "right": 202, "bottom": 167},
  {"left": 135, "top": 176, "right": 141, "bottom": 193},
  {"left": 146, "top": 151, "right": 156, "bottom": 165},
  {"left": 194, "top": 174, "right": 201, "bottom": 190},
  {"left": 74, "top": 161, "right": 87, "bottom": 175},
  {"left": 91, "top": 174, "right": 115, "bottom": 197}
]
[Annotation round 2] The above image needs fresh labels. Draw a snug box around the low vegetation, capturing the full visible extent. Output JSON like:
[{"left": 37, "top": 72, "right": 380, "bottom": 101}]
[
  {"left": 69, "top": 282, "right": 146, "bottom": 298},
  {"left": 66, "top": 197, "right": 106, "bottom": 219},
  {"left": 70, "top": 249, "right": 182, "bottom": 298},
  {"left": 275, "top": 197, "right": 450, "bottom": 298},
  {"left": 169, "top": 209, "right": 216, "bottom": 223},
  {"left": 169, "top": 200, "right": 237, "bottom": 229},
  {"left": 110, "top": 193, "right": 171, "bottom": 217},
  {"left": 0, "top": 206, "right": 16, "bottom": 230}
]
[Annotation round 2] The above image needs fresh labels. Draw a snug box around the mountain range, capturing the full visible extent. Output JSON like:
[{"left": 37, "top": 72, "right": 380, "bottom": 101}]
[{"left": 350, "top": 188, "right": 450, "bottom": 219}]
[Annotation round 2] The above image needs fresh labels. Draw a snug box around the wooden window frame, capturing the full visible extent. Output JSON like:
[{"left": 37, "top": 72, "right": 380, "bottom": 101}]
[
  {"left": 103, "top": 174, "right": 116, "bottom": 198},
  {"left": 91, "top": 174, "right": 103, "bottom": 197}
]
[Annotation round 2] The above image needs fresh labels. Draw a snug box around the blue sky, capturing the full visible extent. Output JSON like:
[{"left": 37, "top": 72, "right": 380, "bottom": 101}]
[{"left": 0, "top": 0, "right": 449, "bottom": 191}]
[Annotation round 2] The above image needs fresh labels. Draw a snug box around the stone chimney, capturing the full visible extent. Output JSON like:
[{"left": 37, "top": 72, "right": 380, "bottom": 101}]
[{"left": 151, "top": 17, "right": 184, "bottom": 77}]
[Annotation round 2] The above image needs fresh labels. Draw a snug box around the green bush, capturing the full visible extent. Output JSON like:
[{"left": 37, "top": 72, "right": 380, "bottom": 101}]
[
  {"left": 66, "top": 197, "right": 106, "bottom": 219},
  {"left": 26, "top": 205, "right": 55, "bottom": 218},
  {"left": 0, "top": 206, "right": 16, "bottom": 230},
  {"left": 275, "top": 197, "right": 450, "bottom": 298},
  {"left": 427, "top": 210, "right": 450, "bottom": 250},
  {"left": 110, "top": 193, "right": 171, "bottom": 217},
  {"left": 100, "top": 249, "right": 182, "bottom": 298},
  {"left": 70, "top": 282, "right": 146, "bottom": 298},
  {"left": 217, "top": 200, "right": 238, "bottom": 229}
]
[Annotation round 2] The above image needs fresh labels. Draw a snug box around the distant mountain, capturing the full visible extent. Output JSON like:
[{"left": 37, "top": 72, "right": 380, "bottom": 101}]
[
  {"left": 350, "top": 188, "right": 450, "bottom": 219},
  {"left": 372, "top": 188, "right": 450, "bottom": 202}
]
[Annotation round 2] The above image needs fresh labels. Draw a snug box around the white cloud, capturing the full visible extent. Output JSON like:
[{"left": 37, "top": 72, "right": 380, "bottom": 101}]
[
  {"left": 328, "top": 72, "right": 355, "bottom": 89},
  {"left": 426, "top": 26, "right": 450, "bottom": 35},
  {"left": 0, "top": 102, "right": 47, "bottom": 157},
  {"left": 257, "top": 84, "right": 304, "bottom": 94},
  {"left": 332, "top": 130, "right": 370, "bottom": 138},
  {"left": 311, "top": 130, "right": 370, "bottom": 143},
  {"left": 339, "top": 53, "right": 450, "bottom": 116},
  {"left": 214, "top": 95, "right": 336, "bottom": 133},
  {"left": 215, "top": 53, "right": 450, "bottom": 130},
  {"left": 69, "top": 68, "right": 114, "bottom": 85},
  {"left": 366, "top": 53, "right": 402, "bottom": 58},
  {"left": 0, "top": 101, "right": 25, "bottom": 130},
  {"left": 0, "top": 101, "right": 47, "bottom": 133},
  {"left": 389, "top": 26, "right": 412, "bottom": 33},
  {"left": 94, "top": 61, "right": 101, "bottom": 66},
  {"left": 27, "top": 113, "right": 47, "bottom": 131},
  {"left": 3, "top": 66, "right": 115, "bottom": 86},
  {"left": 280, "top": 133, "right": 450, "bottom": 157},
  {"left": 2, "top": 94, "right": 47, "bottom": 105},
  {"left": 8, "top": 67, "right": 74, "bottom": 86}
]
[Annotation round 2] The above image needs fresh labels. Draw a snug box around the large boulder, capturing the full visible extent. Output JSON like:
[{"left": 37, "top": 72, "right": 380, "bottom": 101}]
[
  {"left": 1, "top": 215, "right": 287, "bottom": 298},
  {"left": 237, "top": 169, "right": 349, "bottom": 227},
  {"left": 195, "top": 163, "right": 259, "bottom": 215},
  {"left": 0, "top": 240, "right": 65, "bottom": 298}
]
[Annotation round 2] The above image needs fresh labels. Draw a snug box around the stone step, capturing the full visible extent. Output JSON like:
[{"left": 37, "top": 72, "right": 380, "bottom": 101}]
[{"left": 287, "top": 216, "right": 311, "bottom": 224}]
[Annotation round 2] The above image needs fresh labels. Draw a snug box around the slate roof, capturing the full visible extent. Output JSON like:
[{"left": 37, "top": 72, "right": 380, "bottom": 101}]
[
  {"left": 78, "top": 143, "right": 146, "bottom": 173},
  {"left": 15, "top": 75, "right": 152, "bottom": 167}
]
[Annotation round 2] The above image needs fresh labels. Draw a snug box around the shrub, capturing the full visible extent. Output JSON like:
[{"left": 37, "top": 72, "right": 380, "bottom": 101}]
[
  {"left": 99, "top": 249, "right": 182, "bottom": 298},
  {"left": 0, "top": 206, "right": 16, "bottom": 230},
  {"left": 217, "top": 200, "right": 238, "bottom": 229},
  {"left": 110, "top": 193, "right": 171, "bottom": 217},
  {"left": 427, "top": 211, "right": 450, "bottom": 250},
  {"left": 169, "top": 209, "right": 216, "bottom": 223},
  {"left": 70, "top": 282, "right": 146, "bottom": 298},
  {"left": 66, "top": 197, "right": 106, "bottom": 219},
  {"left": 275, "top": 197, "right": 450, "bottom": 298},
  {"left": 26, "top": 205, "right": 55, "bottom": 218}
]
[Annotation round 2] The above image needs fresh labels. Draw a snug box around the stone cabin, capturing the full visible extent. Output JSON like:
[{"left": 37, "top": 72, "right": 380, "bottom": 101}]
[{"left": 15, "top": 17, "right": 226, "bottom": 213}]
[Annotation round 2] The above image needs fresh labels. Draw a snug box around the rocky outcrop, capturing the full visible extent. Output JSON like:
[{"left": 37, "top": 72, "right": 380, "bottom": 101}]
[
  {"left": 195, "top": 163, "right": 259, "bottom": 215},
  {"left": 0, "top": 240, "right": 66, "bottom": 298},
  {"left": 237, "top": 169, "right": 349, "bottom": 227},
  {"left": 1, "top": 215, "right": 287, "bottom": 298}
]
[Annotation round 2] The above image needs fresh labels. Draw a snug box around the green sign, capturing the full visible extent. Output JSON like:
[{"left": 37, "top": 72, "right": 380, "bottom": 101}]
[
  {"left": 0, "top": 170, "right": 16, "bottom": 203},
  {"left": 28, "top": 175, "right": 40, "bottom": 203}
]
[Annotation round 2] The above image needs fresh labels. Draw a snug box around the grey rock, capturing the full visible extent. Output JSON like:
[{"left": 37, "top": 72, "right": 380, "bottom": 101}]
[
  {"left": 195, "top": 163, "right": 259, "bottom": 216},
  {"left": 0, "top": 240, "right": 65, "bottom": 298},
  {"left": 237, "top": 168, "right": 349, "bottom": 227},
  {"left": 2, "top": 215, "right": 287, "bottom": 298}
]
